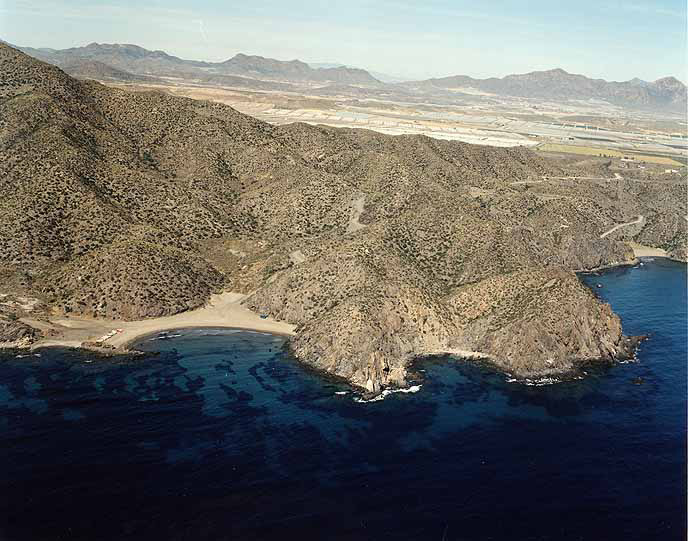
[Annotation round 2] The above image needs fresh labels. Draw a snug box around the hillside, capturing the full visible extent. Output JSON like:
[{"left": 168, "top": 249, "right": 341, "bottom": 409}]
[
  {"left": 60, "top": 59, "right": 156, "bottom": 82},
  {"left": 401, "top": 68, "right": 688, "bottom": 112},
  {"left": 1, "top": 43, "right": 686, "bottom": 392}
]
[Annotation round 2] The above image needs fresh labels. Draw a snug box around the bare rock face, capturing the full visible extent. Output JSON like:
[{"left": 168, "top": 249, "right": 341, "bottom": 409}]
[
  {"left": 249, "top": 264, "right": 639, "bottom": 392},
  {"left": 282, "top": 284, "right": 451, "bottom": 393},
  {"left": 1, "top": 44, "right": 686, "bottom": 391},
  {"left": 555, "top": 236, "right": 635, "bottom": 270},
  {"left": 0, "top": 319, "right": 40, "bottom": 347},
  {"left": 449, "top": 269, "right": 633, "bottom": 377}
]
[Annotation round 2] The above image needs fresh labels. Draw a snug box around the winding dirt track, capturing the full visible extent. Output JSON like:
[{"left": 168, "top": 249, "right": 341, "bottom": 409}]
[{"left": 600, "top": 215, "right": 644, "bottom": 238}]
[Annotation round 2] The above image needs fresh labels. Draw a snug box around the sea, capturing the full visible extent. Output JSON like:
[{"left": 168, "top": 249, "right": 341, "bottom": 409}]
[{"left": 0, "top": 258, "right": 686, "bottom": 540}]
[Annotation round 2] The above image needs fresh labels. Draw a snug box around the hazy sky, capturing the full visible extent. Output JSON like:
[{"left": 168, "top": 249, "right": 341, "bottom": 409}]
[{"left": 1, "top": 0, "right": 687, "bottom": 82}]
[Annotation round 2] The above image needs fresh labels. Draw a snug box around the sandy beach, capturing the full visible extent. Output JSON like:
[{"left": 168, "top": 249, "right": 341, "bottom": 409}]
[
  {"left": 25, "top": 292, "right": 295, "bottom": 351},
  {"left": 629, "top": 242, "right": 669, "bottom": 258}
]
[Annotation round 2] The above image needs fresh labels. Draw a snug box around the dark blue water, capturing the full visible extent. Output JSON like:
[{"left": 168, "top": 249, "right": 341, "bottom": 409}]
[{"left": 1, "top": 260, "right": 686, "bottom": 540}]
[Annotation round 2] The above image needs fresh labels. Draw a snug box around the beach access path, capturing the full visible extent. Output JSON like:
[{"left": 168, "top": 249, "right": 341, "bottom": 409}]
[{"left": 600, "top": 215, "right": 644, "bottom": 239}]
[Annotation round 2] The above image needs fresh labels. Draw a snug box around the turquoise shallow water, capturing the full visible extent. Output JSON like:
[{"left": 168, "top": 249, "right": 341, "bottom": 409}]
[{"left": 0, "top": 259, "right": 686, "bottom": 540}]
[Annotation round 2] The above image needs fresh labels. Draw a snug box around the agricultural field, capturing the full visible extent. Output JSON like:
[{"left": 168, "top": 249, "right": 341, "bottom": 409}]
[{"left": 537, "top": 143, "right": 686, "bottom": 166}]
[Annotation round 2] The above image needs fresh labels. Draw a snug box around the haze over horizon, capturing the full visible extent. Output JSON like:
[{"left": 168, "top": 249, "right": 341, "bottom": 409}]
[{"left": 0, "top": 0, "right": 687, "bottom": 84}]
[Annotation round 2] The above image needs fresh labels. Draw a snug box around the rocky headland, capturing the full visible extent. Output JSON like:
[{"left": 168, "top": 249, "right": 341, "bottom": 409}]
[{"left": 1, "top": 44, "right": 686, "bottom": 392}]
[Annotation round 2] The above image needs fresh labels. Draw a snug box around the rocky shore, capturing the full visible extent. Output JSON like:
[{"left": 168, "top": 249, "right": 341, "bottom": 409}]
[{"left": 1, "top": 43, "right": 687, "bottom": 394}]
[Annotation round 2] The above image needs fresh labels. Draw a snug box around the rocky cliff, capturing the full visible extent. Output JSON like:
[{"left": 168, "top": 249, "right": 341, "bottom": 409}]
[{"left": 1, "top": 44, "right": 686, "bottom": 391}]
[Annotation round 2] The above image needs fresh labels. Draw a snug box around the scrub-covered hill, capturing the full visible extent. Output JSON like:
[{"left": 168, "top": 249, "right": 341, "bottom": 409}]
[{"left": 1, "top": 44, "right": 686, "bottom": 391}]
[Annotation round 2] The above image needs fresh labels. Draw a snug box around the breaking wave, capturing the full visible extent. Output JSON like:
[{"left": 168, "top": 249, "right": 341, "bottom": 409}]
[{"left": 354, "top": 385, "right": 422, "bottom": 403}]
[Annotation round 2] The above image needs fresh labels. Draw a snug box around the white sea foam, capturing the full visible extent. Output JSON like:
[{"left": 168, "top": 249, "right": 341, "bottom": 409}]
[
  {"left": 524, "top": 376, "right": 560, "bottom": 386},
  {"left": 508, "top": 376, "right": 560, "bottom": 385},
  {"left": 195, "top": 329, "right": 243, "bottom": 335},
  {"left": 150, "top": 331, "right": 182, "bottom": 341},
  {"left": 354, "top": 394, "right": 386, "bottom": 403},
  {"left": 354, "top": 384, "right": 422, "bottom": 403},
  {"left": 334, "top": 391, "right": 349, "bottom": 395}
]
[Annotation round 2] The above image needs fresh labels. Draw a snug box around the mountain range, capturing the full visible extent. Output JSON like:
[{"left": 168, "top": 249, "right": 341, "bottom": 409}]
[
  {"left": 14, "top": 42, "right": 381, "bottom": 85},
  {"left": 400, "top": 68, "right": 687, "bottom": 111},
  {"left": 1, "top": 42, "right": 686, "bottom": 392},
  {"left": 8, "top": 41, "right": 687, "bottom": 111},
  {"left": 309, "top": 62, "right": 409, "bottom": 83}
]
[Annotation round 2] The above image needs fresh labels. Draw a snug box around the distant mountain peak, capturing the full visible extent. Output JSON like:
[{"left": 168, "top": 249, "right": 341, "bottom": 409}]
[
  {"left": 213, "top": 51, "right": 379, "bottom": 83},
  {"left": 83, "top": 42, "right": 143, "bottom": 51},
  {"left": 654, "top": 76, "right": 686, "bottom": 89}
]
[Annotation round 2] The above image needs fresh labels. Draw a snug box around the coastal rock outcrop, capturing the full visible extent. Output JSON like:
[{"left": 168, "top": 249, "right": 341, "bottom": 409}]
[
  {"left": 1, "top": 44, "right": 686, "bottom": 391},
  {"left": 0, "top": 319, "right": 39, "bottom": 347}
]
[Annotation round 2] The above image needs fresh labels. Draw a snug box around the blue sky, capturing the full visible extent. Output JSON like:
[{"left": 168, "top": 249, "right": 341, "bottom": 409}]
[{"left": 0, "top": 0, "right": 687, "bottom": 82}]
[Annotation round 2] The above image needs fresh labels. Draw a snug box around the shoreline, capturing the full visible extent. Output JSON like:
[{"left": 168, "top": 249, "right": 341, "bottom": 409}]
[
  {"left": 628, "top": 242, "right": 670, "bottom": 258},
  {"left": 575, "top": 258, "right": 639, "bottom": 274},
  {"left": 121, "top": 325, "right": 294, "bottom": 350},
  {"left": 577, "top": 242, "right": 684, "bottom": 274},
  {"left": 3, "top": 257, "right": 683, "bottom": 397},
  {"left": 17, "top": 291, "right": 295, "bottom": 353}
]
